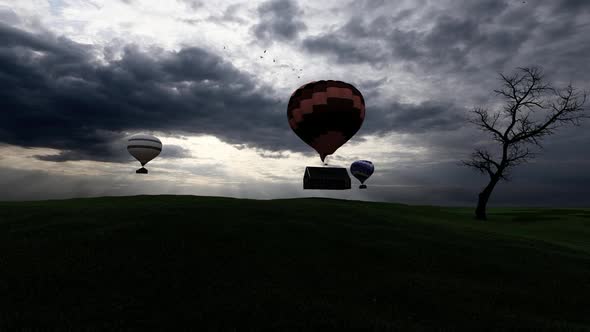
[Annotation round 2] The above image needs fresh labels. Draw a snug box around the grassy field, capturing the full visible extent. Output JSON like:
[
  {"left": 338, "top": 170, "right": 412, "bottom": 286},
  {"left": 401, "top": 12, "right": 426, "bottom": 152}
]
[{"left": 0, "top": 195, "right": 589, "bottom": 330}]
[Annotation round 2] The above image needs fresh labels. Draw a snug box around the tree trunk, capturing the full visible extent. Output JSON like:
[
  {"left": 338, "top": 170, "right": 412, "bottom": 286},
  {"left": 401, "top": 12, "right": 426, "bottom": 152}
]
[{"left": 475, "top": 176, "right": 500, "bottom": 221}]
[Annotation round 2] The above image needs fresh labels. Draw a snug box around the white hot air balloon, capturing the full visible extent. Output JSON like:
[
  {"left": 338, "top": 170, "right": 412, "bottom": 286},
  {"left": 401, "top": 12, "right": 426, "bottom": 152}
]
[{"left": 127, "top": 134, "right": 162, "bottom": 174}]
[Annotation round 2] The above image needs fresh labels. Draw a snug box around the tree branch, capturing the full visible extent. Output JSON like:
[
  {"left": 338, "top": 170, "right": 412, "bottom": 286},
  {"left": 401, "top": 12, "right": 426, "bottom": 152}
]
[
  {"left": 462, "top": 148, "right": 501, "bottom": 179},
  {"left": 511, "top": 86, "right": 588, "bottom": 144},
  {"left": 469, "top": 107, "right": 504, "bottom": 143}
]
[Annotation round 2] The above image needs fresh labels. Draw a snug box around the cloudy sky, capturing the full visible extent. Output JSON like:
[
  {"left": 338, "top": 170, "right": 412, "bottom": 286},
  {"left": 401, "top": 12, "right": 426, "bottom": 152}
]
[{"left": 1, "top": 0, "right": 589, "bottom": 206}]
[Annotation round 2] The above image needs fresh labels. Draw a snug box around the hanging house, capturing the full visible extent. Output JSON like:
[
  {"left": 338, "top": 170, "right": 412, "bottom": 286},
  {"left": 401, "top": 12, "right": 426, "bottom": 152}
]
[{"left": 303, "top": 167, "right": 351, "bottom": 190}]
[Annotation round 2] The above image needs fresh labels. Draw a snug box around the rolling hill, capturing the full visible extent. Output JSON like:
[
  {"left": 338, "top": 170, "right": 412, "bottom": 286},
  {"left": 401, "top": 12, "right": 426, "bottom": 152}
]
[{"left": 1, "top": 195, "right": 589, "bottom": 330}]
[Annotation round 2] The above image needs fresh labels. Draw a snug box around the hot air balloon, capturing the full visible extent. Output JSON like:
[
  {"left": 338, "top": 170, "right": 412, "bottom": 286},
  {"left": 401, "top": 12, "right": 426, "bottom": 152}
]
[
  {"left": 127, "top": 134, "right": 162, "bottom": 174},
  {"left": 350, "top": 160, "right": 374, "bottom": 189},
  {"left": 287, "top": 80, "right": 365, "bottom": 164}
]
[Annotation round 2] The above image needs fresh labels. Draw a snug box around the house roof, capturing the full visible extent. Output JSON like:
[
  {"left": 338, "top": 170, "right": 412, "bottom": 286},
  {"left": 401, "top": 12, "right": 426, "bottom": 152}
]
[{"left": 305, "top": 167, "right": 350, "bottom": 180}]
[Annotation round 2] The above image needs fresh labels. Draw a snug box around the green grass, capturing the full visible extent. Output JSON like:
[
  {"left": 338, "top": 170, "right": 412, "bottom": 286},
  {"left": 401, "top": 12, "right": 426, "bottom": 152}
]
[{"left": 0, "top": 195, "right": 589, "bottom": 330}]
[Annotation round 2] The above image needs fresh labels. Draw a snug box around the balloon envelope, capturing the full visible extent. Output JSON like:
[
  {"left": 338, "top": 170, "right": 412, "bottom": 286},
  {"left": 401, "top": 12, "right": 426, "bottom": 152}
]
[
  {"left": 350, "top": 160, "right": 374, "bottom": 184},
  {"left": 127, "top": 134, "right": 162, "bottom": 166},
  {"left": 287, "top": 80, "right": 365, "bottom": 162}
]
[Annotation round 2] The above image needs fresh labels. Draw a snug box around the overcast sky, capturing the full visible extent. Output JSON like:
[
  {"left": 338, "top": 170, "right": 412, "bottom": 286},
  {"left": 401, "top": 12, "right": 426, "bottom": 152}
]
[{"left": 1, "top": 0, "right": 589, "bottom": 206}]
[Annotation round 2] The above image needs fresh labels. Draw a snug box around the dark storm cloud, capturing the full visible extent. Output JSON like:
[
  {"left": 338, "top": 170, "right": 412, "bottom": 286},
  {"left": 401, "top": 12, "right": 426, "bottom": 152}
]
[
  {"left": 251, "top": 0, "right": 307, "bottom": 43},
  {"left": 0, "top": 21, "right": 467, "bottom": 163},
  {"left": 0, "top": 22, "right": 297, "bottom": 162},
  {"left": 551, "top": 0, "right": 590, "bottom": 13},
  {"left": 33, "top": 130, "right": 128, "bottom": 162},
  {"left": 360, "top": 101, "right": 467, "bottom": 137},
  {"left": 302, "top": 33, "right": 384, "bottom": 65},
  {"left": 0, "top": 22, "right": 87, "bottom": 59},
  {"left": 302, "top": 11, "right": 530, "bottom": 73},
  {"left": 301, "top": 16, "right": 390, "bottom": 65},
  {"left": 301, "top": 0, "right": 590, "bottom": 81}
]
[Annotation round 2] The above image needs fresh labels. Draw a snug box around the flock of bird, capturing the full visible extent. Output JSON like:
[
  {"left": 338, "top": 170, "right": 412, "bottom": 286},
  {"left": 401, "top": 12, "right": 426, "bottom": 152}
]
[{"left": 223, "top": 46, "right": 304, "bottom": 79}]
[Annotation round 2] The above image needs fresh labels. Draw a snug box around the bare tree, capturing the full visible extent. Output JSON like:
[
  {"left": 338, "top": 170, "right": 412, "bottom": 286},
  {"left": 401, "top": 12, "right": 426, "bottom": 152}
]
[{"left": 463, "top": 67, "right": 587, "bottom": 220}]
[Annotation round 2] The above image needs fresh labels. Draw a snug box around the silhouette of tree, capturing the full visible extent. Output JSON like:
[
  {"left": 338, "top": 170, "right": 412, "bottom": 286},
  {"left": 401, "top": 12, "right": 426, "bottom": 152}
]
[{"left": 463, "top": 67, "right": 587, "bottom": 220}]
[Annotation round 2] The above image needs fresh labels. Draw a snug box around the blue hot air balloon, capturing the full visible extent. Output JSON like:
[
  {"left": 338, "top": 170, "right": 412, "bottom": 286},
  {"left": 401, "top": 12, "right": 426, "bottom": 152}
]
[{"left": 350, "top": 160, "right": 374, "bottom": 189}]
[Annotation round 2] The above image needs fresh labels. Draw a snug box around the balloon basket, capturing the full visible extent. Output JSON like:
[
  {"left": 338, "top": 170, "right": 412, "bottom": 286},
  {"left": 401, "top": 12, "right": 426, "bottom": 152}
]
[
  {"left": 136, "top": 167, "right": 148, "bottom": 174},
  {"left": 359, "top": 184, "right": 367, "bottom": 189}
]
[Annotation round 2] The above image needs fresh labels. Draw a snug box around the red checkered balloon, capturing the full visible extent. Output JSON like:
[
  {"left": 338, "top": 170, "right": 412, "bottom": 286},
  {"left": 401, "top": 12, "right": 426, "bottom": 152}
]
[{"left": 287, "top": 80, "right": 365, "bottom": 162}]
